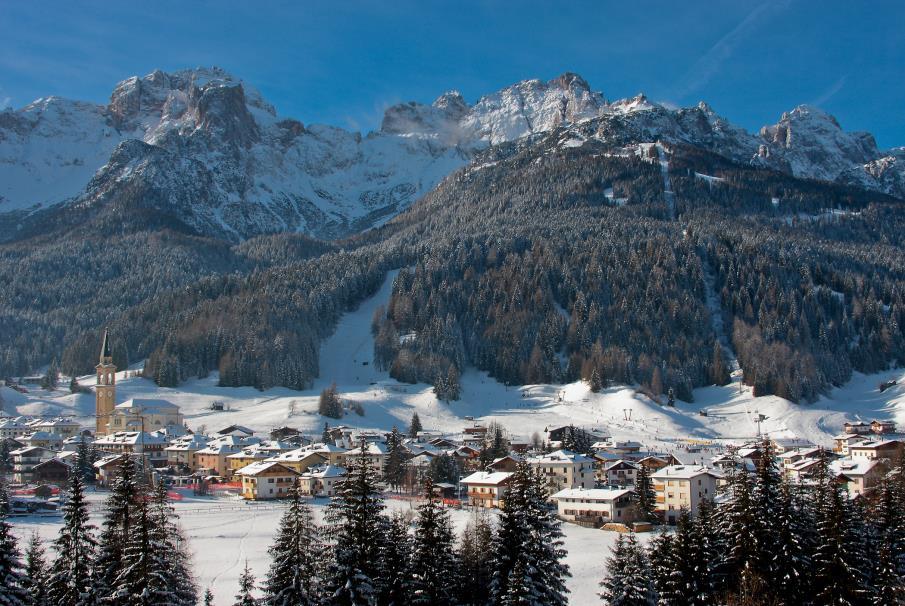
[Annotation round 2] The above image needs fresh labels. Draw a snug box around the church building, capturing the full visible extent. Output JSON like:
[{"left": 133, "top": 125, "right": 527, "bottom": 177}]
[{"left": 95, "top": 329, "right": 116, "bottom": 436}]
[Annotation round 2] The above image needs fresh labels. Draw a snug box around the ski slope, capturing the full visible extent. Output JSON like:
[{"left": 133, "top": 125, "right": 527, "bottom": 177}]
[{"left": 5, "top": 270, "right": 905, "bottom": 449}]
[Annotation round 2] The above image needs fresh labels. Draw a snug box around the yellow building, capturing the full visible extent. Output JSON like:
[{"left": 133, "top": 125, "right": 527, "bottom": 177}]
[{"left": 236, "top": 462, "right": 298, "bottom": 500}]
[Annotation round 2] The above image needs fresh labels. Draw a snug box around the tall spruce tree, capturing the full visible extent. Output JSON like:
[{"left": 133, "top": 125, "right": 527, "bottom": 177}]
[
  {"left": 634, "top": 464, "right": 657, "bottom": 524},
  {"left": 458, "top": 512, "right": 495, "bottom": 606},
  {"left": 661, "top": 509, "right": 713, "bottom": 606},
  {"left": 262, "top": 481, "right": 322, "bottom": 606},
  {"left": 202, "top": 589, "right": 214, "bottom": 606},
  {"left": 599, "top": 533, "right": 655, "bottom": 606},
  {"left": 23, "top": 533, "right": 49, "bottom": 606},
  {"left": 374, "top": 513, "right": 411, "bottom": 606},
  {"left": 75, "top": 441, "right": 94, "bottom": 484},
  {"left": 751, "top": 438, "right": 781, "bottom": 582},
  {"left": 46, "top": 473, "right": 97, "bottom": 606},
  {"left": 0, "top": 481, "right": 28, "bottom": 606},
  {"left": 323, "top": 438, "right": 386, "bottom": 606},
  {"left": 93, "top": 456, "right": 140, "bottom": 600},
  {"left": 407, "top": 478, "right": 459, "bottom": 606},
  {"left": 489, "top": 462, "right": 569, "bottom": 606},
  {"left": 715, "top": 454, "right": 757, "bottom": 593},
  {"left": 148, "top": 481, "right": 196, "bottom": 606},
  {"left": 408, "top": 413, "right": 422, "bottom": 439},
  {"left": 110, "top": 496, "right": 172, "bottom": 606},
  {"left": 383, "top": 426, "right": 406, "bottom": 492},
  {"left": 772, "top": 479, "right": 814, "bottom": 605},
  {"left": 811, "top": 456, "right": 869, "bottom": 605},
  {"left": 646, "top": 529, "right": 673, "bottom": 603}
]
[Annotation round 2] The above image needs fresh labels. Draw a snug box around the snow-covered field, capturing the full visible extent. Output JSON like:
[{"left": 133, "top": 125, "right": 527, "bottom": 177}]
[{"left": 11, "top": 490, "right": 627, "bottom": 605}]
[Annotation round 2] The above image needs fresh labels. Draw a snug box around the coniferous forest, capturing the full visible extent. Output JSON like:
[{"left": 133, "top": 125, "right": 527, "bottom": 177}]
[{"left": 1, "top": 129, "right": 903, "bottom": 403}]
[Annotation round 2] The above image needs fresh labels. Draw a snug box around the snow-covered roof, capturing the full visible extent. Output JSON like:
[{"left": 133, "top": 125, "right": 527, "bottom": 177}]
[
  {"left": 235, "top": 461, "right": 298, "bottom": 477},
  {"left": 651, "top": 465, "right": 722, "bottom": 480},
  {"left": 115, "top": 398, "right": 180, "bottom": 412},
  {"left": 527, "top": 449, "right": 593, "bottom": 464},
  {"left": 551, "top": 487, "right": 633, "bottom": 501},
  {"left": 604, "top": 459, "right": 639, "bottom": 471},
  {"left": 94, "top": 431, "right": 168, "bottom": 446},
  {"left": 831, "top": 458, "right": 880, "bottom": 477},
  {"left": 344, "top": 442, "right": 388, "bottom": 456},
  {"left": 301, "top": 464, "right": 347, "bottom": 479},
  {"left": 461, "top": 471, "right": 513, "bottom": 486}
]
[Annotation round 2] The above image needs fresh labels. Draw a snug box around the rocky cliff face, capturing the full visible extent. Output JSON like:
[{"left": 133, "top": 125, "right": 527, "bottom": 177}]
[{"left": 0, "top": 68, "right": 901, "bottom": 242}]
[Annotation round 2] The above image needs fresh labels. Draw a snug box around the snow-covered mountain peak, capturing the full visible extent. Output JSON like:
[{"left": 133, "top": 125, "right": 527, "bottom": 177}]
[{"left": 607, "top": 93, "right": 659, "bottom": 114}]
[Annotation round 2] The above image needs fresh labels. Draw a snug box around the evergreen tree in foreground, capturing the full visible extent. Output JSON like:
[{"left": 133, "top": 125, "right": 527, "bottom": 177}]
[
  {"left": 46, "top": 472, "right": 97, "bottom": 606},
  {"left": 234, "top": 563, "right": 257, "bottom": 606},
  {"left": 203, "top": 588, "right": 214, "bottom": 606},
  {"left": 375, "top": 513, "right": 410, "bottom": 606},
  {"left": 23, "top": 533, "right": 49, "bottom": 606},
  {"left": 262, "top": 481, "right": 322, "bottom": 606},
  {"left": 383, "top": 426, "right": 406, "bottom": 492},
  {"left": 599, "top": 532, "right": 655, "bottom": 606},
  {"left": 407, "top": 478, "right": 459, "bottom": 606},
  {"left": 323, "top": 438, "right": 386, "bottom": 606},
  {"left": 489, "top": 461, "right": 570, "bottom": 606},
  {"left": 458, "top": 512, "right": 494, "bottom": 606},
  {"left": 93, "top": 455, "right": 140, "bottom": 599},
  {"left": 0, "top": 481, "right": 28, "bottom": 606}
]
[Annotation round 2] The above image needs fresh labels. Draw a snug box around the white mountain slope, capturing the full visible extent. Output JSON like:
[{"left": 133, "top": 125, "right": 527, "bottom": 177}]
[
  {"left": 8, "top": 270, "right": 904, "bottom": 451},
  {"left": 1, "top": 68, "right": 902, "bottom": 241}
]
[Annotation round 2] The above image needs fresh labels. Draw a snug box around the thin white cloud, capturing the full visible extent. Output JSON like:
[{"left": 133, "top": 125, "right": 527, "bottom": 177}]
[
  {"left": 671, "top": 0, "right": 790, "bottom": 102},
  {"left": 809, "top": 75, "right": 847, "bottom": 108}
]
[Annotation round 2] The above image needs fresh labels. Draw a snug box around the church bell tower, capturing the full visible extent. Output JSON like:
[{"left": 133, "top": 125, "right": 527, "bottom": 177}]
[{"left": 95, "top": 329, "right": 117, "bottom": 436}]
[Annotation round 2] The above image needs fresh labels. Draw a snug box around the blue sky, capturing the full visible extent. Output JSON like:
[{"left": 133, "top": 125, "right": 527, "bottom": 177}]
[{"left": 1, "top": 1, "right": 903, "bottom": 148}]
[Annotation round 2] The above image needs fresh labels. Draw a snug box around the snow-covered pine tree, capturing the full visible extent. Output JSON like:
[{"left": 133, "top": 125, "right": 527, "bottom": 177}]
[
  {"left": 691, "top": 498, "right": 720, "bottom": 599},
  {"left": 0, "top": 480, "right": 28, "bottom": 606},
  {"left": 458, "top": 511, "right": 494, "bottom": 606},
  {"left": 75, "top": 440, "right": 94, "bottom": 484},
  {"left": 46, "top": 472, "right": 97, "bottom": 606},
  {"left": 323, "top": 437, "right": 386, "bottom": 606},
  {"left": 93, "top": 456, "right": 140, "bottom": 599},
  {"left": 751, "top": 438, "right": 781, "bottom": 582},
  {"left": 408, "top": 412, "right": 422, "bottom": 439},
  {"left": 646, "top": 529, "right": 672, "bottom": 604},
  {"left": 407, "top": 478, "right": 459, "bottom": 606},
  {"left": 490, "top": 462, "right": 569, "bottom": 606},
  {"left": 522, "top": 467, "right": 570, "bottom": 606},
  {"left": 715, "top": 454, "right": 757, "bottom": 594},
  {"left": 109, "top": 495, "right": 171, "bottom": 606},
  {"left": 374, "top": 513, "right": 410, "bottom": 606},
  {"left": 23, "top": 533, "right": 49, "bottom": 606},
  {"left": 811, "top": 461, "right": 869, "bottom": 605},
  {"left": 634, "top": 464, "right": 657, "bottom": 524},
  {"left": 234, "top": 563, "right": 257, "bottom": 606},
  {"left": 661, "top": 509, "right": 712, "bottom": 606},
  {"left": 600, "top": 533, "right": 655, "bottom": 606},
  {"left": 262, "top": 480, "right": 322, "bottom": 606},
  {"left": 488, "top": 462, "right": 531, "bottom": 603},
  {"left": 148, "top": 480, "right": 197, "bottom": 605},
  {"left": 203, "top": 588, "right": 214, "bottom": 606},
  {"left": 383, "top": 426, "right": 405, "bottom": 492},
  {"left": 771, "top": 479, "right": 814, "bottom": 604},
  {"left": 500, "top": 557, "right": 534, "bottom": 606}
]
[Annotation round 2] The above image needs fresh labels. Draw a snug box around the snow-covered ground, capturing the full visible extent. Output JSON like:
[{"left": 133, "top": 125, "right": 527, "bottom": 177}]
[
  {"left": 5, "top": 270, "right": 904, "bottom": 451},
  {"left": 10, "top": 491, "right": 629, "bottom": 605}
]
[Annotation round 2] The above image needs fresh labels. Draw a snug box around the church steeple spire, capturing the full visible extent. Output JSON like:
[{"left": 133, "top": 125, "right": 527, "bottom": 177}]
[{"left": 96, "top": 329, "right": 117, "bottom": 436}]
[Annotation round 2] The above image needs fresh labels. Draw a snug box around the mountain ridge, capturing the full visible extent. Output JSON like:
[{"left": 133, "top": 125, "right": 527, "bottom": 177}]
[{"left": 1, "top": 67, "right": 902, "bottom": 244}]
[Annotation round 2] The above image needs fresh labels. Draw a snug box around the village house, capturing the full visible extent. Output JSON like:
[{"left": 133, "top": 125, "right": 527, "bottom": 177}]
[
  {"left": 194, "top": 436, "right": 259, "bottom": 476},
  {"left": 267, "top": 448, "right": 329, "bottom": 474},
  {"left": 870, "top": 420, "right": 897, "bottom": 435},
  {"left": 637, "top": 455, "right": 671, "bottom": 472},
  {"left": 844, "top": 421, "right": 872, "bottom": 435},
  {"left": 298, "top": 464, "right": 347, "bottom": 497},
  {"left": 461, "top": 471, "right": 513, "bottom": 508},
  {"left": 216, "top": 425, "right": 255, "bottom": 439},
  {"left": 19, "top": 431, "right": 64, "bottom": 450},
  {"left": 831, "top": 459, "right": 884, "bottom": 499},
  {"left": 165, "top": 433, "right": 211, "bottom": 470},
  {"left": 770, "top": 437, "right": 816, "bottom": 454},
  {"left": 341, "top": 441, "right": 388, "bottom": 475},
  {"left": 602, "top": 460, "right": 640, "bottom": 486},
  {"left": 0, "top": 419, "right": 29, "bottom": 439},
  {"left": 31, "top": 458, "right": 72, "bottom": 485},
  {"left": 93, "top": 453, "right": 148, "bottom": 486},
  {"left": 551, "top": 487, "right": 636, "bottom": 526},
  {"left": 487, "top": 454, "right": 523, "bottom": 473},
  {"left": 10, "top": 446, "right": 56, "bottom": 483},
  {"left": 308, "top": 443, "right": 348, "bottom": 466},
  {"left": 526, "top": 449, "right": 596, "bottom": 493},
  {"left": 651, "top": 465, "right": 721, "bottom": 524},
  {"left": 833, "top": 433, "right": 866, "bottom": 455},
  {"left": 225, "top": 441, "right": 294, "bottom": 479},
  {"left": 28, "top": 418, "right": 81, "bottom": 438},
  {"left": 236, "top": 461, "right": 299, "bottom": 500},
  {"left": 94, "top": 431, "right": 169, "bottom": 467},
  {"left": 848, "top": 439, "right": 903, "bottom": 461}
]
